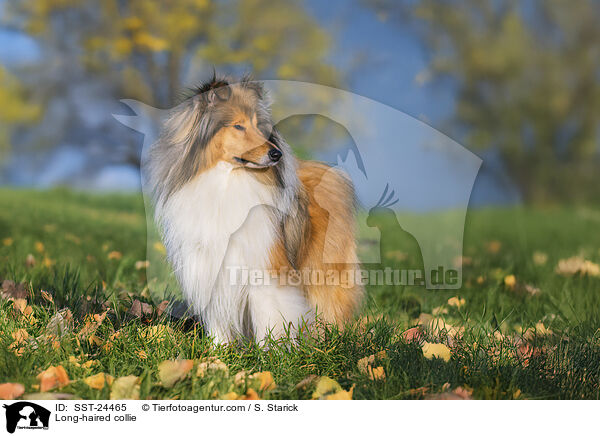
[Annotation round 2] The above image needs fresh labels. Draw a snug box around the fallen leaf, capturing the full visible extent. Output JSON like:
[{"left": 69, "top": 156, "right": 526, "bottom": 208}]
[
  {"left": 486, "top": 240, "right": 502, "bottom": 254},
  {"left": 421, "top": 342, "right": 451, "bottom": 362},
  {"left": 84, "top": 373, "right": 113, "bottom": 390},
  {"left": 9, "top": 329, "right": 30, "bottom": 355},
  {"left": 37, "top": 365, "right": 70, "bottom": 392},
  {"left": 129, "top": 299, "right": 153, "bottom": 318},
  {"left": 78, "top": 309, "right": 109, "bottom": 341},
  {"left": 504, "top": 274, "right": 517, "bottom": 289},
  {"left": 153, "top": 242, "right": 166, "bottom": 254},
  {"left": 357, "top": 351, "right": 387, "bottom": 380},
  {"left": 0, "top": 383, "right": 25, "bottom": 400},
  {"left": 158, "top": 360, "right": 194, "bottom": 388},
  {"left": 1, "top": 280, "right": 27, "bottom": 300},
  {"left": 295, "top": 375, "right": 318, "bottom": 391},
  {"left": 221, "top": 391, "right": 239, "bottom": 400},
  {"left": 240, "top": 388, "right": 259, "bottom": 400},
  {"left": 25, "top": 254, "right": 36, "bottom": 268},
  {"left": 252, "top": 371, "right": 276, "bottom": 391},
  {"left": 45, "top": 309, "right": 73, "bottom": 338},
  {"left": 556, "top": 256, "right": 600, "bottom": 277},
  {"left": 400, "top": 327, "right": 424, "bottom": 344},
  {"left": 110, "top": 375, "right": 140, "bottom": 399},
  {"left": 447, "top": 296, "right": 466, "bottom": 308},
  {"left": 432, "top": 306, "right": 449, "bottom": 316},
  {"left": 155, "top": 300, "right": 169, "bottom": 317},
  {"left": 196, "top": 357, "right": 229, "bottom": 378},
  {"left": 533, "top": 251, "right": 548, "bottom": 266},
  {"left": 107, "top": 251, "right": 122, "bottom": 260},
  {"left": 140, "top": 325, "right": 174, "bottom": 343},
  {"left": 311, "top": 376, "right": 353, "bottom": 400},
  {"left": 40, "top": 290, "right": 54, "bottom": 303},
  {"left": 135, "top": 260, "right": 150, "bottom": 270}
]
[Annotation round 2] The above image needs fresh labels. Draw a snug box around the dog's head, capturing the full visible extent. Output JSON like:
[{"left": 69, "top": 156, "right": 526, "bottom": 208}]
[{"left": 152, "top": 74, "right": 288, "bottom": 199}]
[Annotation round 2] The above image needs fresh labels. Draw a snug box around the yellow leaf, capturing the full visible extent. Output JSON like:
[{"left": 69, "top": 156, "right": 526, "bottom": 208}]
[
  {"left": 252, "top": 371, "right": 276, "bottom": 391},
  {"left": 504, "top": 274, "right": 517, "bottom": 289},
  {"left": 324, "top": 385, "right": 354, "bottom": 400},
  {"left": 158, "top": 360, "right": 194, "bottom": 388},
  {"left": 37, "top": 365, "right": 70, "bottom": 392},
  {"left": 447, "top": 296, "right": 466, "bottom": 308},
  {"left": 107, "top": 251, "right": 122, "bottom": 260},
  {"left": 311, "top": 376, "right": 353, "bottom": 400},
  {"left": 153, "top": 242, "right": 166, "bottom": 254},
  {"left": 84, "top": 373, "right": 110, "bottom": 390},
  {"left": 421, "top": 342, "right": 451, "bottom": 362},
  {"left": 196, "top": 357, "right": 229, "bottom": 378},
  {"left": 110, "top": 375, "right": 140, "bottom": 400}
]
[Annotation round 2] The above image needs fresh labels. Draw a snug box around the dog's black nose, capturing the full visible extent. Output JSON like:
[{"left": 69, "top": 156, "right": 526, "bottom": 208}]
[{"left": 268, "top": 148, "right": 282, "bottom": 162}]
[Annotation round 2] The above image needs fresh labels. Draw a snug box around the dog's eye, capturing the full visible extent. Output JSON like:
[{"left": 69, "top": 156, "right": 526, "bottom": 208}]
[{"left": 233, "top": 124, "right": 246, "bottom": 131}]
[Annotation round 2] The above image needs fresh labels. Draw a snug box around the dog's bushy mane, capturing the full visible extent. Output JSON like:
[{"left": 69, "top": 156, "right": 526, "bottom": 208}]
[{"left": 147, "top": 73, "right": 294, "bottom": 213}]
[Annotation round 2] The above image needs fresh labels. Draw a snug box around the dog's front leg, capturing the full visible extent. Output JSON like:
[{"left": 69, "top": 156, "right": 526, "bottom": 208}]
[{"left": 247, "top": 285, "right": 312, "bottom": 344}]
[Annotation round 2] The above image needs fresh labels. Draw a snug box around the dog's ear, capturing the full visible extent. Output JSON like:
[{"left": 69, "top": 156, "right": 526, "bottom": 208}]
[{"left": 203, "top": 85, "right": 231, "bottom": 106}]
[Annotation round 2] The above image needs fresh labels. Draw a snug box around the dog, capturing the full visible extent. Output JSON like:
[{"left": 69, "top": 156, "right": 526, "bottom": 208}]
[{"left": 146, "top": 75, "right": 363, "bottom": 343}]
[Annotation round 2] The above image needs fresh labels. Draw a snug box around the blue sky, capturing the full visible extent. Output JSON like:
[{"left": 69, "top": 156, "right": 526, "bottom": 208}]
[{"left": 0, "top": 0, "right": 518, "bottom": 206}]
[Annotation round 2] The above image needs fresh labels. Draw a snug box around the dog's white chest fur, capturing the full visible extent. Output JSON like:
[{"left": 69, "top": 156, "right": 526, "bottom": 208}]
[{"left": 159, "top": 162, "right": 310, "bottom": 343}]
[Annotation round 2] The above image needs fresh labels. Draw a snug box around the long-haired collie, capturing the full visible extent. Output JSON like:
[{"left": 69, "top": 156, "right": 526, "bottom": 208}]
[{"left": 147, "top": 75, "right": 363, "bottom": 344}]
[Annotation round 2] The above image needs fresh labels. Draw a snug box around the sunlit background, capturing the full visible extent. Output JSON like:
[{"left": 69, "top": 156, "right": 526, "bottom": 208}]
[{"left": 0, "top": 0, "right": 598, "bottom": 206}]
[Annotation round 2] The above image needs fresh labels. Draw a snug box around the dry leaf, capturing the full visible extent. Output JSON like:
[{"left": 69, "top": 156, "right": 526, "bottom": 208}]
[
  {"left": 45, "top": 309, "right": 73, "bottom": 338},
  {"left": 107, "top": 251, "right": 122, "bottom": 260},
  {"left": 1, "top": 280, "right": 27, "bottom": 300},
  {"left": 37, "top": 365, "right": 70, "bottom": 392},
  {"left": 135, "top": 260, "right": 150, "bottom": 270},
  {"left": 155, "top": 300, "right": 169, "bottom": 317},
  {"left": 25, "top": 254, "right": 36, "bottom": 267},
  {"left": 129, "top": 299, "right": 153, "bottom": 318},
  {"left": 311, "top": 376, "right": 353, "bottom": 400},
  {"left": 240, "top": 388, "right": 259, "bottom": 400},
  {"left": 0, "top": 383, "right": 25, "bottom": 400},
  {"left": 533, "top": 251, "right": 548, "bottom": 266},
  {"left": 504, "top": 274, "right": 517, "bottom": 289},
  {"left": 447, "top": 296, "right": 466, "bottom": 308},
  {"left": 422, "top": 342, "right": 451, "bottom": 362},
  {"left": 84, "top": 373, "right": 113, "bottom": 390},
  {"left": 140, "top": 325, "right": 173, "bottom": 343},
  {"left": 400, "top": 327, "right": 424, "bottom": 344},
  {"left": 158, "top": 360, "right": 194, "bottom": 388},
  {"left": 252, "top": 371, "right": 276, "bottom": 391},
  {"left": 486, "top": 240, "right": 502, "bottom": 254},
  {"left": 110, "top": 375, "right": 140, "bottom": 400},
  {"left": 357, "top": 351, "right": 387, "bottom": 380},
  {"left": 556, "top": 256, "right": 600, "bottom": 277},
  {"left": 196, "top": 357, "right": 229, "bottom": 378}
]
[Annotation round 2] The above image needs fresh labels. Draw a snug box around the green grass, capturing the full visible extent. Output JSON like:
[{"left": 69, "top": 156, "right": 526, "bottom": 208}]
[{"left": 1, "top": 188, "right": 599, "bottom": 399}]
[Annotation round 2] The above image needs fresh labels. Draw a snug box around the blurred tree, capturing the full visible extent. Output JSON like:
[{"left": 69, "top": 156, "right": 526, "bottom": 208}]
[
  {"left": 4, "top": 0, "right": 340, "bottom": 166},
  {"left": 0, "top": 66, "right": 40, "bottom": 160},
  {"left": 367, "top": 0, "right": 600, "bottom": 203}
]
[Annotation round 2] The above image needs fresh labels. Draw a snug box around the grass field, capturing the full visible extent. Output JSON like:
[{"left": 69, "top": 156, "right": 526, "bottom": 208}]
[{"left": 1, "top": 188, "right": 599, "bottom": 400}]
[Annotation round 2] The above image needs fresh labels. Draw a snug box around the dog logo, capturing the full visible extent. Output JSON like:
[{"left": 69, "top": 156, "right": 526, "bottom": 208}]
[{"left": 2, "top": 402, "right": 50, "bottom": 433}]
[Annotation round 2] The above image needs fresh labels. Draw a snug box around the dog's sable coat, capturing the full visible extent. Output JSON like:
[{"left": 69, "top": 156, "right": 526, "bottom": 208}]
[{"left": 147, "top": 75, "right": 363, "bottom": 343}]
